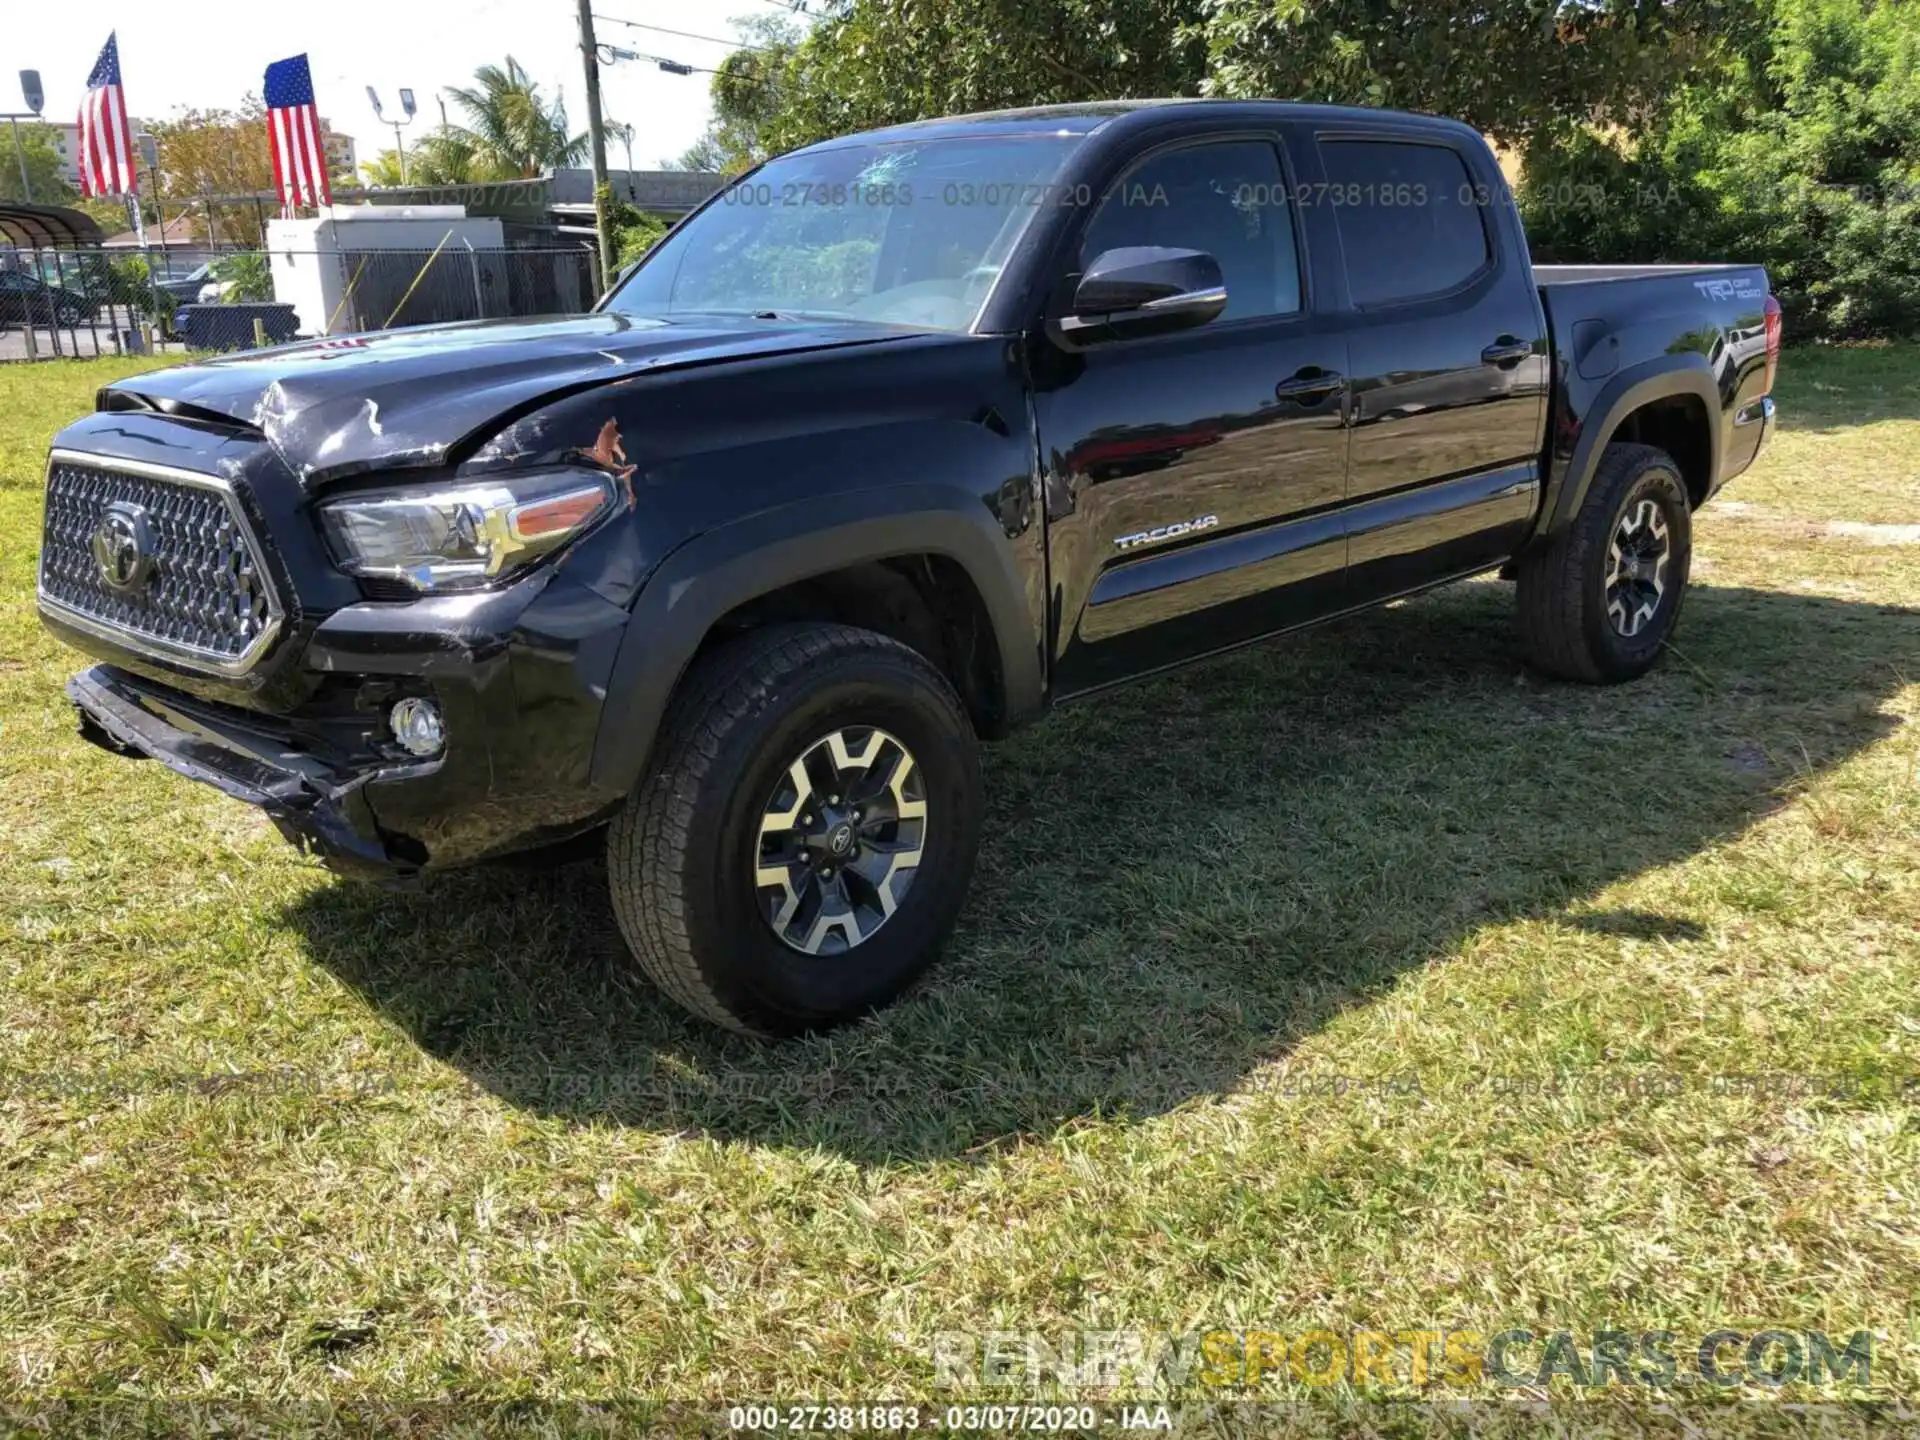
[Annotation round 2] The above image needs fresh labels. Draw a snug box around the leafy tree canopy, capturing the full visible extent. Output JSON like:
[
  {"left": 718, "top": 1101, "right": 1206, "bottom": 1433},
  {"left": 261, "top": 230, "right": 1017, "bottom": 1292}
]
[
  {"left": 1521, "top": 0, "right": 1920, "bottom": 338},
  {"left": 0, "top": 122, "right": 77, "bottom": 206},
  {"left": 715, "top": 0, "right": 1747, "bottom": 155},
  {"left": 1202, "top": 0, "right": 1744, "bottom": 145}
]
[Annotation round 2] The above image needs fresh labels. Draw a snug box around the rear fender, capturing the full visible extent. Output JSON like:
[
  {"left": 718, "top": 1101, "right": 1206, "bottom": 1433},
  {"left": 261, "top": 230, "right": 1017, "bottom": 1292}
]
[{"left": 1538, "top": 354, "right": 1721, "bottom": 538}]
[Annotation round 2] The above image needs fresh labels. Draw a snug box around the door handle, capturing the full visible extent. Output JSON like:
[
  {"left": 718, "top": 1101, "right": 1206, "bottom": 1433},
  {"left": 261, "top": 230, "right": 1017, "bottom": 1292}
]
[
  {"left": 1275, "top": 368, "right": 1343, "bottom": 404},
  {"left": 1481, "top": 336, "right": 1534, "bottom": 368}
]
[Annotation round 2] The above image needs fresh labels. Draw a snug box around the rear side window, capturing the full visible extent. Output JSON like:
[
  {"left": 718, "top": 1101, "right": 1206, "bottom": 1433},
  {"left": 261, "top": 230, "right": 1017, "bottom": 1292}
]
[{"left": 1317, "top": 140, "right": 1489, "bottom": 306}]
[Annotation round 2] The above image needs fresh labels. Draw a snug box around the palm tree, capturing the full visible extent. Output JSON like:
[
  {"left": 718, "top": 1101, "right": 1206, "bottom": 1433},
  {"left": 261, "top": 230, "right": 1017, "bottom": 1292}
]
[
  {"left": 359, "top": 129, "right": 493, "bottom": 187},
  {"left": 444, "top": 57, "right": 586, "bottom": 177}
]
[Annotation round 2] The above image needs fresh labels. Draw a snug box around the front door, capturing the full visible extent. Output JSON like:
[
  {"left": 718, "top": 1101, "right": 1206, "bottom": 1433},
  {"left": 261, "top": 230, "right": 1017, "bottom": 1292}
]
[{"left": 1034, "top": 136, "right": 1351, "bottom": 695}]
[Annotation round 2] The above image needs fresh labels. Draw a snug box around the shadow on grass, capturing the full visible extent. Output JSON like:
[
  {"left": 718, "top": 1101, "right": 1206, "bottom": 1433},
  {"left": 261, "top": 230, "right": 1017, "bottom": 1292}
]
[{"left": 285, "top": 581, "right": 1917, "bottom": 1163}]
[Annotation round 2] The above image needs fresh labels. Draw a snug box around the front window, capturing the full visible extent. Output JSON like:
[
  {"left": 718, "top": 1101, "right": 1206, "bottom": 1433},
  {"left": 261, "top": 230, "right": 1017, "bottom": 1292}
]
[{"left": 604, "top": 134, "right": 1083, "bottom": 333}]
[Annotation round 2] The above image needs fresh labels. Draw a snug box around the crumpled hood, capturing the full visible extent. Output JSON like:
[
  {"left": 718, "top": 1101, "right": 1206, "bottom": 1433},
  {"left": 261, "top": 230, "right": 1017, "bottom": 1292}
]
[{"left": 102, "top": 311, "right": 925, "bottom": 485}]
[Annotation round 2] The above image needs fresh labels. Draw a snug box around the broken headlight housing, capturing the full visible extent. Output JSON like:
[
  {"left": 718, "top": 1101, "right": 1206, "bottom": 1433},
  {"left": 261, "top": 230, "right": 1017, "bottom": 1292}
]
[{"left": 319, "top": 469, "right": 616, "bottom": 593}]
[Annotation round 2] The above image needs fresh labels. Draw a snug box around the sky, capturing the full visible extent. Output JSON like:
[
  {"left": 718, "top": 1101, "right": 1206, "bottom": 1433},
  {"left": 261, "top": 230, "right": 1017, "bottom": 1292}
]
[{"left": 14, "top": 0, "right": 803, "bottom": 169}]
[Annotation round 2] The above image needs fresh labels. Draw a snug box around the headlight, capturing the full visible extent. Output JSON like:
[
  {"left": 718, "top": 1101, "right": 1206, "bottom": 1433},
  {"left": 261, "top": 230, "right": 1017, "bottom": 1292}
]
[{"left": 319, "top": 468, "right": 616, "bottom": 593}]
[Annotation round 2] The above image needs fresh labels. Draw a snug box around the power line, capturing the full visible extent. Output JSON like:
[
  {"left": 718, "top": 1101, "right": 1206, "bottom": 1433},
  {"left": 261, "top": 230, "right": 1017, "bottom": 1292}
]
[
  {"left": 592, "top": 14, "right": 775, "bottom": 52},
  {"left": 596, "top": 44, "right": 732, "bottom": 76}
]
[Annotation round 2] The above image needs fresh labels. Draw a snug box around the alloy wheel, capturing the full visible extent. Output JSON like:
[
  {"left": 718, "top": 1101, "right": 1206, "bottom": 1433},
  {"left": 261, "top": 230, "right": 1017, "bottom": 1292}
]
[
  {"left": 1605, "top": 497, "right": 1671, "bottom": 638},
  {"left": 754, "top": 726, "right": 928, "bottom": 955}
]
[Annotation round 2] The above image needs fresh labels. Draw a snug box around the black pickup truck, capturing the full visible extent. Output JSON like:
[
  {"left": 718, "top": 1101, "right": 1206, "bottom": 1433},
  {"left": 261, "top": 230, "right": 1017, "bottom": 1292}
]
[{"left": 40, "top": 100, "right": 1780, "bottom": 1035}]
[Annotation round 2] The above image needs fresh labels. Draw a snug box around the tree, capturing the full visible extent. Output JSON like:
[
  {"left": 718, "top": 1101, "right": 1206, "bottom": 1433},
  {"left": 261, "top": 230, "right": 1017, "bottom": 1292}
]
[
  {"left": 711, "top": 0, "right": 1746, "bottom": 160},
  {"left": 146, "top": 102, "right": 275, "bottom": 244},
  {"left": 675, "top": 132, "right": 729, "bottom": 172},
  {"left": 361, "top": 126, "right": 511, "bottom": 187},
  {"left": 444, "top": 57, "right": 587, "bottom": 176},
  {"left": 1521, "top": 0, "right": 1920, "bottom": 339},
  {"left": 73, "top": 196, "right": 135, "bottom": 234},
  {"left": 756, "top": 0, "right": 1204, "bottom": 156},
  {"left": 676, "top": 13, "right": 808, "bottom": 172},
  {"left": 1200, "top": 0, "right": 1747, "bottom": 146},
  {"left": 0, "top": 122, "right": 78, "bottom": 206},
  {"left": 212, "top": 251, "right": 273, "bottom": 302},
  {"left": 360, "top": 149, "right": 406, "bottom": 187}
]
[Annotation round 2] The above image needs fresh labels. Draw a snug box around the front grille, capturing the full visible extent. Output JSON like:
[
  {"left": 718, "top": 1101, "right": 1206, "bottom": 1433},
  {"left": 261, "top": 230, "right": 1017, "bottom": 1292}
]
[{"left": 38, "top": 452, "right": 284, "bottom": 674}]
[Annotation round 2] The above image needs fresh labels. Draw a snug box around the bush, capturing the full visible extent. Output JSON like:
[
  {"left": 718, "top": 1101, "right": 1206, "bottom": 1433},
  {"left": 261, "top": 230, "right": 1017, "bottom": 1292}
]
[
  {"left": 211, "top": 252, "right": 273, "bottom": 304},
  {"left": 105, "top": 255, "right": 177, "bottom": 326},
  {"left": 597, "top": 185, "right": 672, "bottom": 271},
  {"left": 1520, "top": 0, "right": 1920, "bottom": 341}
]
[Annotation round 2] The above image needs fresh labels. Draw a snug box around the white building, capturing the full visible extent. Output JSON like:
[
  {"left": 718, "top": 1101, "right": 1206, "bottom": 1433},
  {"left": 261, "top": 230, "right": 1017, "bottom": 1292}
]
[
  {"left": 42, "top": 123, "right": 88, "bottom": 186},
  {"left": 320, "top": 121, "right": 357, "bottom": 179},
  {"left": 41, "top": 119, "right": 158, "bottom": 186}
]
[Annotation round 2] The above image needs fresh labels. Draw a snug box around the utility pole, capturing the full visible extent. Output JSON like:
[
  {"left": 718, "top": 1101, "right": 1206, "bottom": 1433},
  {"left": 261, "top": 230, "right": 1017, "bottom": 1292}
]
[{"left": 576, "top": 0, "right": 615, "bottom": 291}]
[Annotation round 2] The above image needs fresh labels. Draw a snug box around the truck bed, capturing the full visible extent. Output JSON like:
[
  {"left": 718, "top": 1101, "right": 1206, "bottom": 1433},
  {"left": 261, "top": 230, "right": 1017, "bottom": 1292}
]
[{"left": 1534, "top": 262, "right": 1762, "bottom": 287}]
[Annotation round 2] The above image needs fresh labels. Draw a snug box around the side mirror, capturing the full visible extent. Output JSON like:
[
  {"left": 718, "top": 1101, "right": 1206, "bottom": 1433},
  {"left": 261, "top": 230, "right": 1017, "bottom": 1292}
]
[{"left": 1052, "top": 246, "right": 1227, "bottom": 348}]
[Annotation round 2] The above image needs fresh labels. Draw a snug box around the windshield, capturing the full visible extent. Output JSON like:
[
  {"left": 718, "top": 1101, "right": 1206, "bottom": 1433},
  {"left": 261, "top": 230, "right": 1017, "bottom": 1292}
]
[{"left": 604, "top": 134, "right": 1083, "bottom": 332}]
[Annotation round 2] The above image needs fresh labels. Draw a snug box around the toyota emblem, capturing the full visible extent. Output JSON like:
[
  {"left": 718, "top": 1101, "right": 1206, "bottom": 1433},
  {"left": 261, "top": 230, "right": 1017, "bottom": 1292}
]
[{"left": 90, "top": 501, "right": 155, "bottom": 595}]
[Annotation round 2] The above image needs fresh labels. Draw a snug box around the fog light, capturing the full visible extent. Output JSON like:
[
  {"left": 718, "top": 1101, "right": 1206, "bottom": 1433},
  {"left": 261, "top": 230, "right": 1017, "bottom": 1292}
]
[{"left": 389, "top": 697, "right": 444, "bottom": 757}]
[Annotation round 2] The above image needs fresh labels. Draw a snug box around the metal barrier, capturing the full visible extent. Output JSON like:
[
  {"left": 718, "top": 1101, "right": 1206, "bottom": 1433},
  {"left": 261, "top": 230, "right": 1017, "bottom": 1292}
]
[
  {"left": 323, "top": 246, "right": 598, "bottom": 332},
  {"left": 0, "top": 245, "right": 186, "bottom": 362},
  {"left": 1, "top": 242, "right": 601, "bottom": 363}
]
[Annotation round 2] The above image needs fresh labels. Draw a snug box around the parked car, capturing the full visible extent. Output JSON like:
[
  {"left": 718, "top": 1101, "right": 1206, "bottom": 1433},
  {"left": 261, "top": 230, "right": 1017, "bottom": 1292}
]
[
  {"left": 155, "top": 263, "right": 217, "bottom": 306},
  {"left": 0, "top": 270, "right": 93, "bottom": 328},
  {"left": 39, "top": 100, "right": 1780, "bottom": 1036}
]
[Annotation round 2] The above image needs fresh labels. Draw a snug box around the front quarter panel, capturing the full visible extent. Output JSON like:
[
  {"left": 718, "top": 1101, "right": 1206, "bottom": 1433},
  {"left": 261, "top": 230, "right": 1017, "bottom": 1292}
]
[{"left": 456, "top": 331, "right": 1049, "bottom": 794}]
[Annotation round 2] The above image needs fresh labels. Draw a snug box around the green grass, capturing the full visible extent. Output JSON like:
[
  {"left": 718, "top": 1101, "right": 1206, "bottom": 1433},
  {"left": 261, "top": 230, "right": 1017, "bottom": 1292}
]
[{"left": 0, "top": 349, "right": 1917, "bottom": 1425}]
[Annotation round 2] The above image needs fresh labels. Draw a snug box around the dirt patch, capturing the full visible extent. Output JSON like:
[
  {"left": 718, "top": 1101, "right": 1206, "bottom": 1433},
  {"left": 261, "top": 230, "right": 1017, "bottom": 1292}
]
[{"left": 1706, "top": 500, "right": 1920, "bottom": 545}]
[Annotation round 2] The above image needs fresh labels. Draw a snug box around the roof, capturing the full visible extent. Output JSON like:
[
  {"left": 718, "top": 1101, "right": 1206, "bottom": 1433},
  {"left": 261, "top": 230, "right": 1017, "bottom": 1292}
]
[
  {"left": 100, "top": 214, "right": 203, "bottom": 247},
  {"left": 804, "top": 98, "right": 1470, "bottom": 150},
  {"left": 0, "top": 202, "right": 106, "bottom": 248}
]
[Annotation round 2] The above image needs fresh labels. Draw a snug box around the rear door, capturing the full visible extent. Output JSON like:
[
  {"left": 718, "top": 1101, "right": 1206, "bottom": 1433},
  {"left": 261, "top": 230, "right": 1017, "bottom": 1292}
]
[
  {"left": 1035, "top": 133, "right": 1352, "bottom": 695},
  {"left": 1297, "top": 127, "right": 1548, "bottom": 600}
]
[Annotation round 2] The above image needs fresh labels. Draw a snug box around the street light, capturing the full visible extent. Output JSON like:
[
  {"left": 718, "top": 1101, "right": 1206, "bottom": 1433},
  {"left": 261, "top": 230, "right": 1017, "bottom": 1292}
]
[
  {"left": 603, "top": 118, "right": 637, "bottom": 198},
  {"left": 366, "top": 84, "right": 418, "bottom": 185}
]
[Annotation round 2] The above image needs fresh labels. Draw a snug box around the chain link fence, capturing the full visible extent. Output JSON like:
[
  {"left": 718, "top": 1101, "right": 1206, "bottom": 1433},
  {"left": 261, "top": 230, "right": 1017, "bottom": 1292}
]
[{"left": 1, "top": 243, "right": 601, "bottom": 364}]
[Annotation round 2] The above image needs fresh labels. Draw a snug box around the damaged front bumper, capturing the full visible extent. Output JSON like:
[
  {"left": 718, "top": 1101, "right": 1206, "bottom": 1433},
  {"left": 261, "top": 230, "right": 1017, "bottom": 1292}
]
[{"left": 68, "top": 665, "right": 434, "bottom": 882}]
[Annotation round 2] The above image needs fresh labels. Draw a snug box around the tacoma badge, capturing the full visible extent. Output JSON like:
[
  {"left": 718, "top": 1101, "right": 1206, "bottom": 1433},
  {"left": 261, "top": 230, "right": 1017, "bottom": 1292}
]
[{"left": 1114, "top": 514, "right": 1219, "bottom": 552}]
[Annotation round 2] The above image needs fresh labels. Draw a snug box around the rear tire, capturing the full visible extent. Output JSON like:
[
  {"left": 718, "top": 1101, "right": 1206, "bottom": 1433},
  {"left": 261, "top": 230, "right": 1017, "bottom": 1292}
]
[
  {"left": 607, "top": 623, "right": 982, "bottom": 1036},
  {"left": 1516, "top": 441, "right": 1692, "bottom": 683}
]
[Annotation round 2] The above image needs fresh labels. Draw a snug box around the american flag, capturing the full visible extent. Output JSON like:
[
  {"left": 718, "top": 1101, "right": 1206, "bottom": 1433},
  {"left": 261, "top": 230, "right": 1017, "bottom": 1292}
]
[
  {"left": 76, "top": 33, "right": 138, "bottom": 197},
  {"left": 264, "top": 53, "right": 332, "bottom": 216}
]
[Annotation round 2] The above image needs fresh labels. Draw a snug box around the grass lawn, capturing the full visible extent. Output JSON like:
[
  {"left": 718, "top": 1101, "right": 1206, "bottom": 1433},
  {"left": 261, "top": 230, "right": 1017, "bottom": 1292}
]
[{"left": 0, "top": 347, "right": 1916, "bottom": 1425}]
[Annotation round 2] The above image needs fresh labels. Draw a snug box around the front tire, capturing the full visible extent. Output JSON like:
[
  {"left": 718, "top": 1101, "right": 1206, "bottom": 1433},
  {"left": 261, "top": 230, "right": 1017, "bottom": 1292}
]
[
  {"left": 1516, "top": 441, "right": 1693, "bottom": 683},
  {"left": 607, "top": 623, "right": 982, "bottom": 1036}
]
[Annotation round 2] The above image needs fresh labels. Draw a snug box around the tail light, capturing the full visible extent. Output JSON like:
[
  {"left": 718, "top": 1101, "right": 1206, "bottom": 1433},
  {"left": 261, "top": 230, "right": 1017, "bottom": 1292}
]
[{"left": 1763, "top": 294, "right": 1782, "bottom": 394}]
